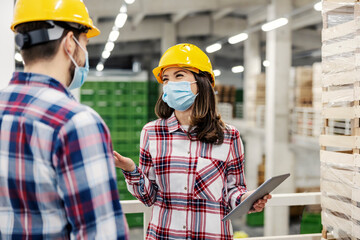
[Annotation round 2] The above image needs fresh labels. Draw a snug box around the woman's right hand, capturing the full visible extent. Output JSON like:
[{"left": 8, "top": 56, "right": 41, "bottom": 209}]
[{"left": 113, "top": 151, "right": 136, "bottom": 172}]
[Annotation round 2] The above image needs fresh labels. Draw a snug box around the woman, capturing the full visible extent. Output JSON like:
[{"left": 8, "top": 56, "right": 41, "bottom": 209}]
[{"left": 114, "top": 43, "right": 271, "bottom": 239}]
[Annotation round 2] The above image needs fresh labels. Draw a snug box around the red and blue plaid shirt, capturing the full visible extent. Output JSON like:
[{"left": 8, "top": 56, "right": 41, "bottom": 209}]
[
  {"left": 123, "top": 114, "right": 247, "bottom": 239},
  {"left": 0, "top": 72, "right": 128, "bottom": 239}
]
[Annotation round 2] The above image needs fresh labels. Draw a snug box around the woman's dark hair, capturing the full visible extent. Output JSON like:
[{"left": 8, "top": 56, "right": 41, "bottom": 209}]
[
  {"left": 15, "top": 21, "right": 81, "bottom": 64},
  {"left": 155, "top": 71, "right": 226, "bottom": 145}
]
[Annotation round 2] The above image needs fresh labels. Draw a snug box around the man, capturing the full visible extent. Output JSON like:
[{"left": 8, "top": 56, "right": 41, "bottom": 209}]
[{"left": 0, "top": 0, "right": 128, "bottom": 239}]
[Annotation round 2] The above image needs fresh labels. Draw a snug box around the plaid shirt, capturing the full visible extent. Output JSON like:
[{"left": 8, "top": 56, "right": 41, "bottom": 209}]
[
  {"left": 0, "top": 72, "right": 128, "bottom": 239},
  {"left": 123, "top": 114, "right": 247, "bottom": 239}
]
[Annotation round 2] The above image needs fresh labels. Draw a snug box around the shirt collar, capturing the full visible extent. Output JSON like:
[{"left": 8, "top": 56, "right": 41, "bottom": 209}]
[
  {"left": 10, "top": 72, "right": 76, "bottom": 100},
  {"left": 167, "top": 112, "right": 181, "bottom": 133}
]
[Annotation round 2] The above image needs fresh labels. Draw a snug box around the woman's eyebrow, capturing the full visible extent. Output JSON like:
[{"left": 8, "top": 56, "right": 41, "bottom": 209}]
[{"left": 174, "top": 70, "right": 187, "bottom": 75}]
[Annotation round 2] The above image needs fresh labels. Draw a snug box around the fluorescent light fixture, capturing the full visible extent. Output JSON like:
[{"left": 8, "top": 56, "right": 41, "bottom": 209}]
[
  {"left": 15, "top": 52, "right": 23, "bottom": 62},
  {"left": 125, "top": 0, "right": 135, "bottom": 4},
  {"left": 206, "top": 43, "right": 222, "bottom": 53},
  {"left": 213, "top": 69, "right": 221, "bottom": 77},
  {"left": 105, "top": 42, "right": 115, "bottom": 52},
  {"left": 261, "top": 17, "right": 288, "bottom": 32},
  {"left": 109, "top": 30, "right": 120, "bottom": 42},
  {"left": 120, "top": 4, "right": 127, "bottom": 13},
  {"left": 231, "top": 65, "right": 244, "bottom": 73},
  {"left": 96, "top": 63, "right": 104, "bottom": 72},
  {"left": 263, "top": 60, "right": 270, "bottom": 67},
  {"left": 228, "top": 33, "right": 248, "bottom": 44},
  {"left": 314, "top": 2, "right": 322, "bottom": 11},
  {"left": 115, "top": 13, "right": 128, "bottom": 28},
  {"left": 102, "top": 51, "right": 111, "bottom": 59}
]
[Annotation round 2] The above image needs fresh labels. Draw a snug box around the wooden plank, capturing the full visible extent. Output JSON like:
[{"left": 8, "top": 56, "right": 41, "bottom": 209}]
[
  {"left": 322, "top": 106, "right": 360, "bottom": 119},
  {"left": 266, "top": 192, "right": 321, "bottom": 207},
  {"left": 320, "top": 150, "right": 356, "bottom": 166},
  {"left": 321, "top": 167, "right": 353, "bottom": 183},
  {"left": 319, "top": 135, "right": 360, "bottom": 148},
  {"left": 322, "top": 56, "right": 356, "bottom": 75},
  {"left": 322, "top": 38, "right": 356, "bottom": 58},
  {"left": 323, "top": 1, "right": 358, "bottom": 14},
  {"left": 322, "top": 20, "right": 356, "bottom": 41},
  {"left": 321, "top": 179, "right": 352, "bottom": 199},
  {"left": 322, "top": 88, "right": 356, "bottom": 103},
  {"left": 322, "top": 211, "right": 352, "bottom": 236},
  {"left": 322, "top": 195, "right": 352, "bottom": 216}
]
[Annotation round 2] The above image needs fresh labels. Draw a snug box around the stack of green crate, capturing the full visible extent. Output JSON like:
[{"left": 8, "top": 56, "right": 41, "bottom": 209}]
[
  {"left": 235, "top": 89, "right": 244, "bottom": 119},
  {"left": 148, "top": 80, "right": 159, "bottom": 121},
  {"left": 80, "top": 80, "right": 148, "bottom": 228},
  {"left": 300, "top": 212, "right": 322, "bottom": 234}
]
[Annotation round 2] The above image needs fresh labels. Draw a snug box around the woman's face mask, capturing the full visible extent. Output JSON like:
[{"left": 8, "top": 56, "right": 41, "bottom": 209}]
[{"left": 162, "top": 81, "right": 198, "bottom": 111}]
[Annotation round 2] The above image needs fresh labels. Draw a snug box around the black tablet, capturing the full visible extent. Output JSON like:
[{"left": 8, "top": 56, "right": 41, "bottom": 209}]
[{"left": 222, "top": 173, "right": 290, "bottom": 221}]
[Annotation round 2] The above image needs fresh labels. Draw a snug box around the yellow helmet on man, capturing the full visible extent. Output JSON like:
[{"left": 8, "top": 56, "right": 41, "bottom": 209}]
[
  {"left": 11, "top": 0, "right": 100, "bottom": 38},
  {"left": 153, "top": 43, "right": 215, "bottom": 87}
]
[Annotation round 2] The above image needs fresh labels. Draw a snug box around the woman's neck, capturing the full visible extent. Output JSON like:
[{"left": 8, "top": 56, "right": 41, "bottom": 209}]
[{"left": 174, "top": 107, "right": 193, "bottom": 125}]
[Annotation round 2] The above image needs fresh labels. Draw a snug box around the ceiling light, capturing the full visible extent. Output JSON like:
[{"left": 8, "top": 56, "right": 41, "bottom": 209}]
[
  {"left": 105, "top": 42, "right": 115, "bottom": 52},
  {"left": 231, "top": 65, "right": 244, "bottom": 73},
  {"left": 125, "top": 0, "right": 135, "bottom": 4},
  {"left": 261, "top": 17, "right": 288, "bottom": 32},
  {"left": 206, "top": 43, "right": 222, "bottom": 53},
  {"left": 263, "top": 60, "right": 270, "bottom": 67},
  {"left": 96, "top": 63, "right": 104, "bottom": 72},
  {"left": 14, "top": 52, "right": 23, "bottom": 62},
  {"left": 228, "top": 33, "right": 248, "bottom": 44},
  {"left": 109, "top": 30, "right": 120, "bottom": 42},
  {"left": 120, "top": 4, "right": 127, "bottom": 13},
  {"left": 213, "top": 69, "right": 221, "bottom": 77},
  {"left": 314, "top": 2, "right": 322, "bottom": 11},
  {"left": 102, "top": 51, "right": 111, "bottom": 59},
  {"left": 115, "top": 13, "right": 128, "bottom": 28}
]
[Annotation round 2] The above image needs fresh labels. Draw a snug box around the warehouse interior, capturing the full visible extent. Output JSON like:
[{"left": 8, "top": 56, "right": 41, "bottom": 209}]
[{"left": 1, "top": 0, "right": 358, "bottom": 239}]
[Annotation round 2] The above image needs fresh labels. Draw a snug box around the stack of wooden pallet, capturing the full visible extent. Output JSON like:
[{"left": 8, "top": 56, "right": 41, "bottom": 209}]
[
  {"left": 244, "top": 73, "right": 266, "bottom": 124},
  {"left": 295, "top": 66, "right": 313, "bottom": 107},
  {"left": 320, "top": 1, "right": 360, "bottom": 239}
]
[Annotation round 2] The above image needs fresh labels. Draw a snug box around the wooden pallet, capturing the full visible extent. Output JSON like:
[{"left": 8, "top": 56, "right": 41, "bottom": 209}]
[{"left": 321, "top": 1, "right": 360, "bottom": 239}]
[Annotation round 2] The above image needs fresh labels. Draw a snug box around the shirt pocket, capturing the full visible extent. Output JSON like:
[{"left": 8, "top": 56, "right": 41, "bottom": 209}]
[{"left": 194, "top": 157, "right": 226, "bottom": 202}]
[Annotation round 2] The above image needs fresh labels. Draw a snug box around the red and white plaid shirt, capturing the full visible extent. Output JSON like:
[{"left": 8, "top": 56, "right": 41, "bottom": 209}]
[{"left": 123, "top": 113, "right": 247, "bottom": 239}]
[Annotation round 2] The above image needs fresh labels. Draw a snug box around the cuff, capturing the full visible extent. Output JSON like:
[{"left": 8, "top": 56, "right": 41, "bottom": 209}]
[{"left": 122, "top": 166, "right": 141, "bottom": 183}]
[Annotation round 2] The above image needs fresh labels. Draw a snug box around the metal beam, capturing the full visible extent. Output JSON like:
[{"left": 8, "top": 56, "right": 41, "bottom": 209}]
[
  {"left": 211, "top": 8, "right": 233, "bottom": 21},
  {"left": 172, "top": 11, "right": 190, "bottom": 23}
]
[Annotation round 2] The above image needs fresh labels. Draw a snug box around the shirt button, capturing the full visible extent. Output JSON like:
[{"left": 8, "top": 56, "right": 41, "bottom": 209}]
[
  {"left": 187, "top": 151, "right": 190, "bottom": 154},
  {"left": 184, "top": 187, "right": 187, "bottom": 190},
  {"left": 183, "top": 225, "right": 186, "bottom": 229}
]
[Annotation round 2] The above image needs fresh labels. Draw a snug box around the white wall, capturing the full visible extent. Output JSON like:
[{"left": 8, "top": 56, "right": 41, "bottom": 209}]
[
  {"left": 0, "top": 1, "right": 14, "bottom": 89},
  {"left": 215, "top": 69, "right": 243, "bottom": 89}
]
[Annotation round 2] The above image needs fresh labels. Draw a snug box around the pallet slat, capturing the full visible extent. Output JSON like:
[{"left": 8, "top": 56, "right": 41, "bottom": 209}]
[
  {"left": 322, "top": 106, "right": 360, "bottom": 119},
  {"left": 322, "top": 19, "right": 357, "bottom": 41},
  {"left": 322, "top": 88, "right": 359, "bottom": 103},
  {"left": 322, "top": 38, "right": 357, "bottom": 58},
  {"left": 320, "top": 135, "right": 360, "bottom": 148}
]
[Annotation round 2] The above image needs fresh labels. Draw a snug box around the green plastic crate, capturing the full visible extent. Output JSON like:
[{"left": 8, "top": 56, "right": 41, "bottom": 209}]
[
  {"left": 246, "top": 210, "right": 264, "bottom": 226},
  {"left": 300, "top": 213, "right": 322, "bottom": 234}
]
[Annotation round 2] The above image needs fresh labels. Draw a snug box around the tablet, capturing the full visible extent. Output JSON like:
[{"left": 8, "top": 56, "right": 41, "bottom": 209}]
[{"left": 222, "top": 173, "right": 290, "bottom": 221}]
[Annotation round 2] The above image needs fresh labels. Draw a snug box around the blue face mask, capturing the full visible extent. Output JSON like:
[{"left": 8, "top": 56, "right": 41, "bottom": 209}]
[
  {"left": 162, "top": 81, "right": 197, "bottom": 111},
  {"left": 66, "top": 36, "right": 89, "bottom": 90}
]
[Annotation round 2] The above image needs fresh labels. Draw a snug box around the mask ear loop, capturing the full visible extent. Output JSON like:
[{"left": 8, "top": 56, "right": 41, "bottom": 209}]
[{"left": 64, "top": 37, "right": 79, "bottom": 68}]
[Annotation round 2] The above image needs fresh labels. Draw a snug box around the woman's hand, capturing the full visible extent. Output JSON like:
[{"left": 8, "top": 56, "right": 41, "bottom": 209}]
[
  {"left": 241, "top": 190, "right": 272, "bottom": 213},
  {"left": 113, "top": 151, "right": 136, "bottom": 172}
]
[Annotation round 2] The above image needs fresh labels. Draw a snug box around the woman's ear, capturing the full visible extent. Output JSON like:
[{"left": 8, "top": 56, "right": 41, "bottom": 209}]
[{"left": 62, "top": 31, "right": 76, "bottom": 55}]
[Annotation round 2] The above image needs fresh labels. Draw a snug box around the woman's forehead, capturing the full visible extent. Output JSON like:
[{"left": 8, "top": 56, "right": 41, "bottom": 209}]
[{"left": 163, "top": 67, "right": 189, "bottom": 75}]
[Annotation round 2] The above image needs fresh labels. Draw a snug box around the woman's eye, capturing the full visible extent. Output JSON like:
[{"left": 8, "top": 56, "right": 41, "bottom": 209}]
[
  {"left": 176, "top": 74, "right": 183, "bottom": 78},
  {"left": 162, "top": 78, "right": 168, "bottom": 82}
]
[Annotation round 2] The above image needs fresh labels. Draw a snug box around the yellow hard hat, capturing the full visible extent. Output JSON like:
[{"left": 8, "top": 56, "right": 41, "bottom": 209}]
[
  {"left": 11, "top": 0, "right": 100, "bottom": 38},
  {"left": 153, "top": 43, "right": 215, "bottom": 87}
]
